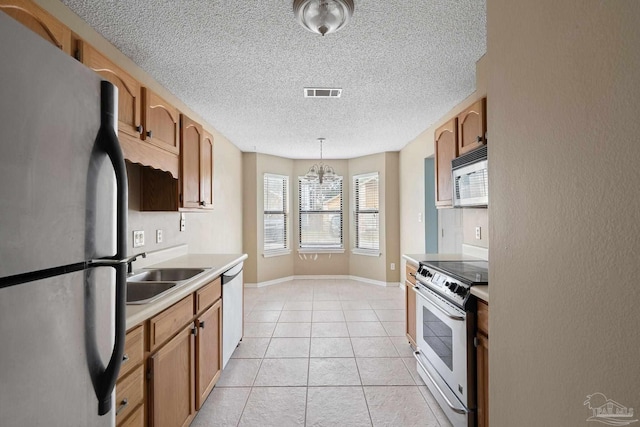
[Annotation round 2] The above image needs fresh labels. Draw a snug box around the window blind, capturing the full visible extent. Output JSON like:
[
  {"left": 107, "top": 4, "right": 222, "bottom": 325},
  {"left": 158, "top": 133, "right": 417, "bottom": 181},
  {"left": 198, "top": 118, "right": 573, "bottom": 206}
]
[
  {"left": 354, "top": 173, "right": 379, "bottom": 251},
  {"left": 264, "top": 173, "right": 288, "bottom": 251},
  {"left": 298, "top": 177, "right": 343, "bottom": 249}
]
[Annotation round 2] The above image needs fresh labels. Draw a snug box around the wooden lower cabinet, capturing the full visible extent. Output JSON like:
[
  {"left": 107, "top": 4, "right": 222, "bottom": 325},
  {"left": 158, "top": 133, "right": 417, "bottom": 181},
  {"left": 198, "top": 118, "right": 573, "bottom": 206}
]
[
  {"left": 144, "top": 277, "right": 225, "bottom": 427},
  {"left": 149, "top": 324, "right": 196, "bottom": 427},
  {"left": 405, "top": 263, "right": 417, "bottom": 347},
  {"left": 120, "top": 403, "right": 145, "bottom": 427},
  {"left": 195, "top": 299, "right": 222, "bottom": 409},
  {"left": 476, "top": 300, "right": 489, "bottom": 427},
  {"left": 115, "top": 366, "right": 144, "bottom": 425}
]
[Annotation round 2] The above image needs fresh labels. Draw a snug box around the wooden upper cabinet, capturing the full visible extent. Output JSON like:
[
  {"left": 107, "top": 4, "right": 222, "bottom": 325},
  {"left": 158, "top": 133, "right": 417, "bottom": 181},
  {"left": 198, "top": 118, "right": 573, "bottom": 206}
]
[
  {"left": 200, "top": 131, "right": 214, "bottom": 209},
  {"left": 434, "top": 118, "right": 458, "bottom": 208},
  {"left": 77, "top": 41, "right": 142, "bottom": 141},
  {"left": 143, "top": 88, "right": 180, "bottom": 156},
  {"left": 180, "top": 114, "right": 203, "bottom": 209},
  {"left": 0, "top": 0, "right": 72, "bottom": 55},
  {"left": 180, "top": 115, "right": 214, "bottom": 210},
  {"left": 457, "top": 97, "right": 487, "bottom": 155}
]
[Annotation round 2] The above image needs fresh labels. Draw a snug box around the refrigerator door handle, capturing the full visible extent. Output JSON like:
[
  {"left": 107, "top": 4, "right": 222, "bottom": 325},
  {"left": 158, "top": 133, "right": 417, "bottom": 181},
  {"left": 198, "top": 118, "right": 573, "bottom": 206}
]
[{"left": 92, "top": 81, "right": 129, "bottom": 416}]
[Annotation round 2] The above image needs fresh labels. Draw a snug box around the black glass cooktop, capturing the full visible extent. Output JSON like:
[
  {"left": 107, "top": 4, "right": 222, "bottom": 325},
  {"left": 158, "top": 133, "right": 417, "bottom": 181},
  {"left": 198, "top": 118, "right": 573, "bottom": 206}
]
[{"left": 423, "top": 260, "right": 489, "bottom": 285}]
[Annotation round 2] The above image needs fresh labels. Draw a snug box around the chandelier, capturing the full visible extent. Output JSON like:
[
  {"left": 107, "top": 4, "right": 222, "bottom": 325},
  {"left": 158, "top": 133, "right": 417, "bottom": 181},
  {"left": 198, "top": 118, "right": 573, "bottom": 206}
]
[
  {"left": 293, "top": 0, "right": 355, "bottom": 36},
  {"left": 304, "top": 138, "right": 337, "bottom": 184}
]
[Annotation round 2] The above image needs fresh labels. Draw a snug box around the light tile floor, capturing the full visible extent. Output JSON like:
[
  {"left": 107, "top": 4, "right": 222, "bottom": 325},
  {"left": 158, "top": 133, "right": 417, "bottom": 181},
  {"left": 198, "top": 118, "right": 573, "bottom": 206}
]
[{"left": 191, "top": 279, "right": 452, "bottom": 427}]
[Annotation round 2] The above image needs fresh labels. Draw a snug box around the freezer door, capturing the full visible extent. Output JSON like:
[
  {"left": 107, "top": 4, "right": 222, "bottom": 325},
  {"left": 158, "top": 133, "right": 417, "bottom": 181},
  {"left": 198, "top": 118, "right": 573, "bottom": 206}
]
[
  {"left": 0, "top": 268, "right": 115, "bottom": 427},
  {"left": 0, "top": 13, "right": 116, "bottom": 278}
]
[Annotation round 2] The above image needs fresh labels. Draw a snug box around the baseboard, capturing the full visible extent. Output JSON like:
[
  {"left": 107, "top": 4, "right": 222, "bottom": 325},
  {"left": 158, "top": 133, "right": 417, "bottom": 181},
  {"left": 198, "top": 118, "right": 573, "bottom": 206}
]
[
  {"left": 244, "top": 275, "right": 401, "bottom": 288},
  {"left": 244, "top": 275, "right": 295, "bottom": 288}
]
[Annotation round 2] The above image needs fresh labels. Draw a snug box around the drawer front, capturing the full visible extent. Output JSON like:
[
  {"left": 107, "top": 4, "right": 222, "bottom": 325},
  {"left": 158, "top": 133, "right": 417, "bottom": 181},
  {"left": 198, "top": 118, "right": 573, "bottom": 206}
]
[
  {"left": 196, "top": 277, "right": 221, "bottom": 314},
  {"left": 477, "top": 299, "right": 489, "bottom": 336},
  {"left": 406, "top": 264, "right": 417, "bottom": 286},
  {"left": 115, "top": 366, "right": 144, "bottom": 424},
  {"left": 150, "top": 295, "right": 194, "bottom": 351},
  {"left": 118, "top": 403, "right": 144, "bottom": 427},
  {"left": 118, "top": 324, "right": 144, "bottom": 380}
]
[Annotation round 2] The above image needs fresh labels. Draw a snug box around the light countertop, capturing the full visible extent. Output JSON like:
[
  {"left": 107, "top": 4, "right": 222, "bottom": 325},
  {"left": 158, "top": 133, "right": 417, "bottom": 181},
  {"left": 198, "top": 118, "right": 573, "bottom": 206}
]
[
  {"left": 125, "top": 253, "right": 247, "bottom": 329},
  {"left": 403, "top": 253, "right": 486, "bottom": 266},
  {"left": 403, "top": 253, "right": 489, "bottom": 302},
  {"left": 470, "top": 285, "right": 489, "bottom": 303}
]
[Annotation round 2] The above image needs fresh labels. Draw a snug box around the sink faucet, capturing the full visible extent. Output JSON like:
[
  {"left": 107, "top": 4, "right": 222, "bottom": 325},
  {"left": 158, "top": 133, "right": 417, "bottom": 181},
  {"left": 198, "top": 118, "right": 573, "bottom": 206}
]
[{"left": 127, "top": 252, "right": 147, "bottom": 275}]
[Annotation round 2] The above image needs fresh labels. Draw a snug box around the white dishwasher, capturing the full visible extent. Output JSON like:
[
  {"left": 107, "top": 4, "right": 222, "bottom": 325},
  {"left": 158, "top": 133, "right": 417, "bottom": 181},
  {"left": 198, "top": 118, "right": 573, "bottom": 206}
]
[{"left": 221, "top": 262, "right": 243, "bottom": 368}]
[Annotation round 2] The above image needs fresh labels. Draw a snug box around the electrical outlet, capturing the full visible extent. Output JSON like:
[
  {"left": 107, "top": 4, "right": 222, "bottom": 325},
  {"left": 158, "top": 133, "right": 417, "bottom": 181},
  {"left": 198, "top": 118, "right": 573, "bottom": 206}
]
[
  {"left": 133, "top": 230, "right": 145, "bottom": 248},
  {"left": 156, "top": 229, "right": 163, "bottom": 243},
  {"left": 418, "top": 213, "right": 423, "bottom": 223},
  {"left": 475, "top": 226, "right": 482, "bottom": 240},
  {"left": 180, "top": 213, "right": 186, "bottom": 232},
  {"left": 390, "top": 263, "right": 396, "bottom": 271}
]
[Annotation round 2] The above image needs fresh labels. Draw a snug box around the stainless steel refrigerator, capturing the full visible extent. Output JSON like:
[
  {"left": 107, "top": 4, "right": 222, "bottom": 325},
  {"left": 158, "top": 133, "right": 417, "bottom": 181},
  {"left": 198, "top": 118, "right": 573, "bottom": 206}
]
[{"left": 0, "top": 13, "right": 130, "bottom": 427}]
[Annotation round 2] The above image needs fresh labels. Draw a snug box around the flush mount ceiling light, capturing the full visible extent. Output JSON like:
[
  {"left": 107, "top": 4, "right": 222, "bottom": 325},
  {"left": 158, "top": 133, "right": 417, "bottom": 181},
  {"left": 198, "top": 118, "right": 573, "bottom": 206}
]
[
  {"left": 304, "top": 138, "right": 337, "bottom": 184},
  {"left": 293, "top": 0, "right": 355, "bottom": 36}
]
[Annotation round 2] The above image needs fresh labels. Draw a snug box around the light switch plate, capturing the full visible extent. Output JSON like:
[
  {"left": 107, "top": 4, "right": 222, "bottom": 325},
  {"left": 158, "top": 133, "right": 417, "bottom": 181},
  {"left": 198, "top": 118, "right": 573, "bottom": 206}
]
[
  {"left": 475, "top": 226, "right": 482, "bottom": 240},
  {"left": 133, "top": 230, "right": 145, "bottom": 247}
]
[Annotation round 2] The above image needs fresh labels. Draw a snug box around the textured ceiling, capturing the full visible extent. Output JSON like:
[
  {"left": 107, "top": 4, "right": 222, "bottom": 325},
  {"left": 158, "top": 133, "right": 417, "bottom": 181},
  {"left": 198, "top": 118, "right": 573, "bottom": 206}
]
[{"left": 61, "top": 0, "right": 486, "bottom": 159}]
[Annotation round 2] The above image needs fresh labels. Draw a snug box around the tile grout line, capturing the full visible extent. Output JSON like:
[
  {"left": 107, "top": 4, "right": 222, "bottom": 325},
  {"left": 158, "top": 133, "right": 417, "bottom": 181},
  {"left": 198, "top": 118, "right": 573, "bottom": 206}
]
[{"left": 348, "top": 333, "right": 374, "bottom": 426}]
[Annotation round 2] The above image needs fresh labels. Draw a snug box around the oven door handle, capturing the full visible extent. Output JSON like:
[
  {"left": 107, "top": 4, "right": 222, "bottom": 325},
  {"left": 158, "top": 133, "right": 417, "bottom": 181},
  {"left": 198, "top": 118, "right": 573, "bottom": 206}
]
[
  {"left": 411, "top": 286, "right": 465, "bottom": 321},
  {"left": 414, "top": 348, "right": 469, "bottom": 415}
]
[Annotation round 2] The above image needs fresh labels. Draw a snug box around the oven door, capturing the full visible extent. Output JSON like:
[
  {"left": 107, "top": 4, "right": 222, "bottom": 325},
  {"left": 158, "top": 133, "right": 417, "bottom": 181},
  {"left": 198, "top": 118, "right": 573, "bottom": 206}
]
[{"left": 413, "top": 285, "right": 473, "bottom": 425}]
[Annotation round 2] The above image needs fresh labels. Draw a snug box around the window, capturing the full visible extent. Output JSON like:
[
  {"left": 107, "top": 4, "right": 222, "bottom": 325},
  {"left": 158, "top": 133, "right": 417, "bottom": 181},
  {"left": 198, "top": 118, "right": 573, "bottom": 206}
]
[
  {"left": 298, "top": 177, "right": 343, "bottom": 250},
  {"left": 353, "top": 172, "right": 379, "bottom": 252},
  {"left": 263, "top": 173, "right": 289, "bottom": 253}
]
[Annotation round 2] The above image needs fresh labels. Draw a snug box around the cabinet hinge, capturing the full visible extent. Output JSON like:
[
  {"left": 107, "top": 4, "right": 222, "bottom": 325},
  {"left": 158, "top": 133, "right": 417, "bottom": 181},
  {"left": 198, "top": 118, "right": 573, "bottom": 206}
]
[
  {"left": 179, "top": 193, "right": 183, "bottom": 203},
  {"left": 474, "top": 337, "right": 479, "bottom": 348},
  {"left": 146, "top": 369, "right": 153, "bottom": 381}
]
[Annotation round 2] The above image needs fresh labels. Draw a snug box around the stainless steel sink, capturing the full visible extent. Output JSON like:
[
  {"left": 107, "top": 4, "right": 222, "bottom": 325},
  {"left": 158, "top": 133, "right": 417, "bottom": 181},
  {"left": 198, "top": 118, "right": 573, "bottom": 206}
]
[
  {"left": 126, "top": 282, "right": 177, "bottom": 305},
  {"left": 127, "top": 268, "right": 205, "bottom": 282}
]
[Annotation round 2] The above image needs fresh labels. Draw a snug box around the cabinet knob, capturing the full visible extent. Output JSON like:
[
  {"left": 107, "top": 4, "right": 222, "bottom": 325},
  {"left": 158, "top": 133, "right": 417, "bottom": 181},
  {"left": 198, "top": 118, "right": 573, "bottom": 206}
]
[
  {"left": 200, "top": 321, "right": 206, "bottom": 329},
  {"left": 122, "top": 353, "right": 129, "bottom": 363},
  {"left": 199, "top": 201, "right": 206, "bottom": 206},
  {"left": 116, "top": 399, "right": 128, "bottom": 416},
  {"left": 135, "top": 125, "right": 143, "bottom": 134},
  {"left": 146, "top": 130, "right": 153, "bottom": 139},
  {"left": 476, "top": 136, "right": 483, "bottom": 143}
]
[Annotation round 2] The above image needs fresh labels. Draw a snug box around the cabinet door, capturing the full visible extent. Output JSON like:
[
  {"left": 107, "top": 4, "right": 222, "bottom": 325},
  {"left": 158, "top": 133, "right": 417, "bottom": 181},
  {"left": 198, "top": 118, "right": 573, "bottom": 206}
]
[
  {"left": 458, "top": 98, "right": 486, "bottom": 155},
  {"left": 405, "top": 264, "right": 417, "bottom": 347},
  {"left": 78, "top": 41, "right": 142, "bottom": 141},
  {"left": 180, "top": 114, "right": 203, "bottom": 209},
  {"left": 195, "top": 299, "right": 222, "bottom": 409},
  {"left": 476, "top": 332, "right": 489, "bottom": 427},
  {"left": 142, "top": 88, "right": 180, "bottom": 155},
  {"left": 200, "top": 131, "right": 214, "bottom": 209},
  {"left": 405, "top": 281, "right": 417, "bottom": 347},
  {"left": 0, "top": 0, "right": 72, "bottom": 55},
  {"left": 149, "top": 324, "right": 196, "bottom": 427},
  {"left": 434, "top": 118, "right": 458, "bottom": 208}
]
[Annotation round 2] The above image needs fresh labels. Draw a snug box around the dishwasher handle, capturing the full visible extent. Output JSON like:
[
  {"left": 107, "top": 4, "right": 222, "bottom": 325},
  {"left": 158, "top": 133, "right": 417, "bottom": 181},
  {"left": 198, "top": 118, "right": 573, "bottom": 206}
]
[{"left": 222, "top": 262, "right": 243, "bottom": 284}]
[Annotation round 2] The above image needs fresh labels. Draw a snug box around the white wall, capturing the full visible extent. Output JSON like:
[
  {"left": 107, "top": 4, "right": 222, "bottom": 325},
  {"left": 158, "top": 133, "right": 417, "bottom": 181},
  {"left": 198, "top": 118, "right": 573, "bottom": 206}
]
[{"left": 488, "top": 1, "right": 640, "bottom": 425}]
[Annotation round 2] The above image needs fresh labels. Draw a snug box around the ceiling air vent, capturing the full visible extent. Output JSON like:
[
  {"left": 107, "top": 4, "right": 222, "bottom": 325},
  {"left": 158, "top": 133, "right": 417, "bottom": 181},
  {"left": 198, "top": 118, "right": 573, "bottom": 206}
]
[{"left": 304, "top": 88, "right": 342, "bottom": 98}]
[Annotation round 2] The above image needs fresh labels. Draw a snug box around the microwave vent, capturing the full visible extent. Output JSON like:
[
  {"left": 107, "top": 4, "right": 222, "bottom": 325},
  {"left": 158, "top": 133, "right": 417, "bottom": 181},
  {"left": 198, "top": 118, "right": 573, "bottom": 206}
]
[{"left": 452, "top": 145, "right": 487, "bottom": 169}]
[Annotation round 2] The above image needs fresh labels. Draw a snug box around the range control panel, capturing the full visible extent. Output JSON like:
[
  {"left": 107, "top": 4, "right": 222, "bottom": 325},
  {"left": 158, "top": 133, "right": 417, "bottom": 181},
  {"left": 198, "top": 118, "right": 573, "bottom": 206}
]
[{"left": 415, "top": 264, "right": 470, "bottom": 308}]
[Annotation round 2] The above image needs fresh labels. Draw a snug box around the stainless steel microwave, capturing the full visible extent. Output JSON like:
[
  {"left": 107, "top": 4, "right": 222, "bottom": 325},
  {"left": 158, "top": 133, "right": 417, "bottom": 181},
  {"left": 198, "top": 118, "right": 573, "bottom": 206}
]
[{"left": 452, "top": 146, "right": 488, "bottom": 207}]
